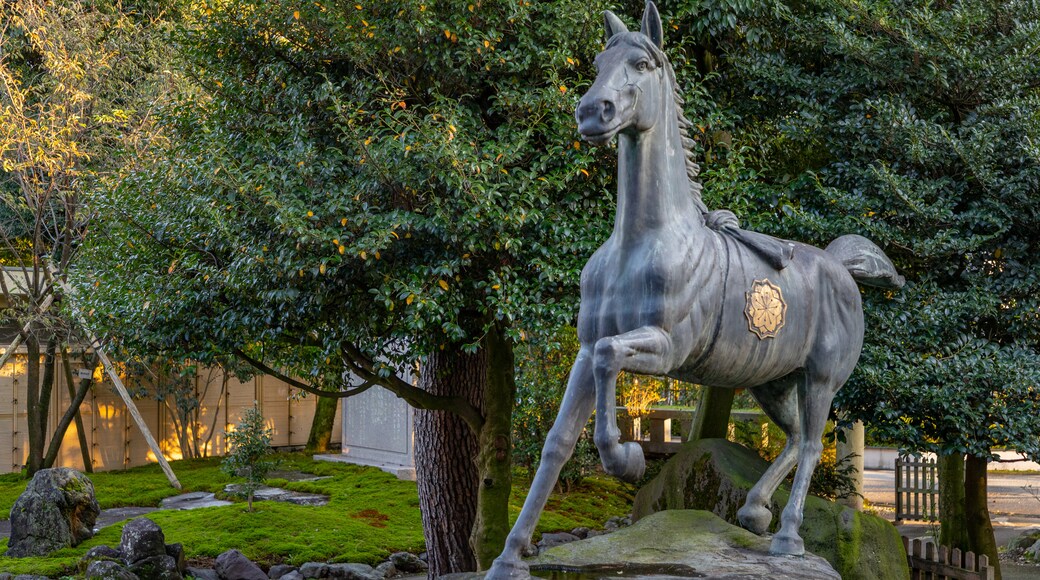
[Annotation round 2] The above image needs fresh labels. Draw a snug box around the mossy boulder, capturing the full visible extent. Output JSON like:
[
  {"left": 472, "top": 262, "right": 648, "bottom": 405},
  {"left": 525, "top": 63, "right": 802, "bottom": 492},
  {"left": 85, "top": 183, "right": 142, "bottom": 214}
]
[
  {"left": 632, "top": 438, "right": 909, "bottom": 580},
  {"left": 6, "top": 467, "right": 100, "bottom": 557},
  {"left": 530, "top": 510, "right": 840, "bottom": 579}
]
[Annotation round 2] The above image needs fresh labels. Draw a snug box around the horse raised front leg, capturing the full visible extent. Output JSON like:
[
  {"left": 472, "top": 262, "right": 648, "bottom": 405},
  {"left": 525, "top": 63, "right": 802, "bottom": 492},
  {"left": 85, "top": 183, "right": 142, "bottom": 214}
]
[
  {"left": 592, "top": 326, "right": 676, "bottom": 483},
  {"left": 486, "top": 349, "right": 596, "bottom": 580}
]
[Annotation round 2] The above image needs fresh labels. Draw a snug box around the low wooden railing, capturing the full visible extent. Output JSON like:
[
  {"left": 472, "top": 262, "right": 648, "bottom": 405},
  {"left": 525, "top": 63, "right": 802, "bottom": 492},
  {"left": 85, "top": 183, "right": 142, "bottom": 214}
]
[
  {"left": 903, "top": 537, "right": 994, "bottom": 580},
  {"left": 896, "top": 454, "right": 940, "bottom": 522}
]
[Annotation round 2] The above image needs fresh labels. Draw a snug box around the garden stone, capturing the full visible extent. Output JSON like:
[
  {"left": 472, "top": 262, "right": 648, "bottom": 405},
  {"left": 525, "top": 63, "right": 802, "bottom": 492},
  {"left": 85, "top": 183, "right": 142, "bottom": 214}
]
[
  {"left": 186, "top": 567, "right": 219, "bottom": 580},
  {"left": 166, "top": 542, "right": 187, "bottom": 574},
  {"left": 79, "top": 545, "right": 125, "bottom": 571},
  {"left": 1026, "top": 540, "right": 1040, "bottom": 561},
  {"left": 5, "top": 467, "right": 100, "bottom": 557},
  {"left": 216, "top": 549, "right": 267, "bottom": 580},
  {"left": 530, "top": 510, "right": 840, "bottom": 579},
  {"left": 1008, "top": 528, "right": 1040, "bottom": 551},
  {"left": 299, "top": 562, "right": 328, "bottom": 578},
  {"left": 632, "top": 439, "right": 909, "bottom": 580},
  {"left": 569, "top": 526, "right": 590, "bottom": 539},
  {"left": 0, "top": 574, "right": 9, "bottom": 580},
  {"left": 129, "top": 554, "right": 182, "bottom": 580},
  {"left": 85, "top": 560, "right": 139, "bottom": 580},
  {"left": 279, "top": 573, "right": 305, "bottom": 580},
  {"left": 120, "top": 517, "right": 166, "bottom": 564},
  {"left": 388, "top": 552, "right": 426, "bottom": 573},
  {"left": 323, "top": 563, "right": 380, "bottom": 580},
  {"left": 13, "top": 576, "right": 52, "bottom": 580},
  {"left": 537, "top": 532, "right": 579, "bottom": 552},
  {"left": 373, "top": 562, "right": 396, "bottom": 578},
  {"left": 268, "top": 564, "right": 299, "bottom": 579}
]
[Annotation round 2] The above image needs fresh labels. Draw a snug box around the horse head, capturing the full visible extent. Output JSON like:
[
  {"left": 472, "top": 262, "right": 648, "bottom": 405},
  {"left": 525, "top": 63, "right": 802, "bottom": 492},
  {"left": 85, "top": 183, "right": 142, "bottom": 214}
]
[{"left": 576, "top": 2, "right": 669, "bottom": 146}]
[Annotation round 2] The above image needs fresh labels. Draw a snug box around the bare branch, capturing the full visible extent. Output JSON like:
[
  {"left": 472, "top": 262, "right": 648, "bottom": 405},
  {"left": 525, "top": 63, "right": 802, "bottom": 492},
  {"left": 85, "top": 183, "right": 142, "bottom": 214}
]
[{"left": 230, "top": 347, "right": 374, "bottom": 400}]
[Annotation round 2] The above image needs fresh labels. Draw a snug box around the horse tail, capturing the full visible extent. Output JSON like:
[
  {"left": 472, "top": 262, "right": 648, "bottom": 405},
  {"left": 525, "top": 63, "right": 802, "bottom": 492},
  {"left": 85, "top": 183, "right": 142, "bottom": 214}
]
[{"left": 826, "top": 234, "right": 906, "bottom": 289}]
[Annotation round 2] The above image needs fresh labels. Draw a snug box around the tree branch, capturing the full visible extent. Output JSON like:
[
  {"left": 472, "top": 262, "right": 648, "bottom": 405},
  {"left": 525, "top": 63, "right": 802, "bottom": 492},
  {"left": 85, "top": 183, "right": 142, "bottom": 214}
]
[
  {"left": 340, "top": 342, "right": 485, "bottom": 433},
  {"left": 230, "top": 347, "right": 373, "bottom": 400}
]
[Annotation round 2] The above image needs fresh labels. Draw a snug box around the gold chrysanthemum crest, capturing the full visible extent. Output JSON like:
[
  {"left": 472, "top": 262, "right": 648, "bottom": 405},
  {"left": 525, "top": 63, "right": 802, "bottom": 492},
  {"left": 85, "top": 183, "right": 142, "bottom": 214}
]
[{"left": 744, "top": 279, "right": 786, "bottom": 339}]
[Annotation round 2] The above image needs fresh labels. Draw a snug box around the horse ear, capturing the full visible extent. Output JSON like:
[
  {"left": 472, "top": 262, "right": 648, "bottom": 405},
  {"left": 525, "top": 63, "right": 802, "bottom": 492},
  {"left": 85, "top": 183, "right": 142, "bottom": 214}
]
[
  {"left": 641, "top": 1, "right": 663, "bottom": 49},
  {"left": 603, "top": 10, "right": 628, "bottom": 43}
]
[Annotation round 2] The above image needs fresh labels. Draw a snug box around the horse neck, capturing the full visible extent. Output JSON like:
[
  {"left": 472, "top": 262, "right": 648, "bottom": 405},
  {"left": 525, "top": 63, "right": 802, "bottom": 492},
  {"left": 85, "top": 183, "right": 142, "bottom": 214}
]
[{"left": 614, "top": 102, "right": 702, "bottom": 241}]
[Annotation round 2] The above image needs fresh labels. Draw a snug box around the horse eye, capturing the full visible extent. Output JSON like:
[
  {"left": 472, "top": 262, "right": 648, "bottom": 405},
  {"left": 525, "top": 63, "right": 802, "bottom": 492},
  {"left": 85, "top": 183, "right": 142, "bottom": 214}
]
[{"left": 636, "top": 60, "right": 649, "bottom": 72}]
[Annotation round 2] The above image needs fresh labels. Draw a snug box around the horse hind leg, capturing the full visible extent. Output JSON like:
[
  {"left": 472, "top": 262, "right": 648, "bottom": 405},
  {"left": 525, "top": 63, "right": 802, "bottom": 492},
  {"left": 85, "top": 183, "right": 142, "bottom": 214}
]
[
  {"left": 770, "top": 379, "right": 839, "bottom": 556},
  {"left": 737, "top": 376, "right": 802, "bottom": 536}
]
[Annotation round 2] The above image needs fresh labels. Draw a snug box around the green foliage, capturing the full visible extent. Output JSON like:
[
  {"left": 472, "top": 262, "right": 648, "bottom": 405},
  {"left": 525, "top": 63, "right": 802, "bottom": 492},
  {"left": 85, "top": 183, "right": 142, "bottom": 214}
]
[
  {"left": 222, "top": 406, "right": 276, "bottom": 510},
  {"left": 513, "top": 327, "right": 598, "bottom": 490},
  {"left": 692, "top": 0, "right": 1040, "bottom": 461},
  {"left": 0, "top": 453, "right": 633, "bottom": 574},
  {"left": 79, "top": 0, "right": 619, "bottom": 379}
]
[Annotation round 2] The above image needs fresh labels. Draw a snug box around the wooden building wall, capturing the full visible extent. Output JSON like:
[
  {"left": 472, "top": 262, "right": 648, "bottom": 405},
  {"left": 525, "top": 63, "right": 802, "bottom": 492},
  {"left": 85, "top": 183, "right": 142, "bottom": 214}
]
[{"left": 0, "top": 353, "right": 342, "bottom": 474}]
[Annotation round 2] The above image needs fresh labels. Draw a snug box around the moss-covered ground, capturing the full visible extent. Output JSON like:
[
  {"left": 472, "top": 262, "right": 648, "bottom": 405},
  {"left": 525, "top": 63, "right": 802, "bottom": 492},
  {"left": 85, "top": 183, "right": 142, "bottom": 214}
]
[{"left": 0, "top": 454, "right": 633, "bottom": 577}]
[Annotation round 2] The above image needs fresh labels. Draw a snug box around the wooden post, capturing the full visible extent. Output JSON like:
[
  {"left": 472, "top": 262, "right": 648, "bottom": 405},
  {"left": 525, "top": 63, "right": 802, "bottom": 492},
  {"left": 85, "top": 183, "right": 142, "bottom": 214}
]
[{"left": 46, "top": 264, "right": 181, "bottom": 489}]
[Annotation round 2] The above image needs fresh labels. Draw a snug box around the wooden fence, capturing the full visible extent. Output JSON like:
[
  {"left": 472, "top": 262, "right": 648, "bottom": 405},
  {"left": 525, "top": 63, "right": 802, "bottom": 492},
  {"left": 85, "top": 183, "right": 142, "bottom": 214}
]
[
  {"left": 0, "top": 353, "right": 341, "bottom": 474},
  {"left": 896, "top": 454, "right": 940, "bottom": 522},
  {"left": 903, "top": 537, "right": 994, "bottom": 580}
]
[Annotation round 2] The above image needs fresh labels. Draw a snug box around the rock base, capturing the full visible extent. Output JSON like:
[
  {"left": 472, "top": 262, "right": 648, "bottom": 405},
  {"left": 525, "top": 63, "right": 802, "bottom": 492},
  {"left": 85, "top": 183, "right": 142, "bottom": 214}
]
[
  {"left": 528, "top": 510, "right": 840, "bottom": 579},
  {"left": 633, "top": 439, "right": 910, "bottom": 580}
]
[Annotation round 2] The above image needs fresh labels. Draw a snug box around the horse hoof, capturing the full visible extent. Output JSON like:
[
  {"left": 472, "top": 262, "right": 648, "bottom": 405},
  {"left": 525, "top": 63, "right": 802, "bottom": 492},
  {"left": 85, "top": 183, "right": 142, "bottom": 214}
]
[
  {"left": 770, "top": 533, "right": 805, "bottom": 556},
  {"left": 737, "top": 504, "right": 772, "bottom": 535},
  {"left": 618, "top": 441, "right": 646, "bottom": 483},
  {"left": 486, "top": 557, "right": 531, "bottom": 580}
]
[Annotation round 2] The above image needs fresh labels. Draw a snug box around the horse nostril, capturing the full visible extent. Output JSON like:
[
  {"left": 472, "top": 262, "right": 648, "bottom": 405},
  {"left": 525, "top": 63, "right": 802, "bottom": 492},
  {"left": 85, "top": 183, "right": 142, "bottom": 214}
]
[{"left": 600, "top": 100, "right": 615, "bottom": 123}]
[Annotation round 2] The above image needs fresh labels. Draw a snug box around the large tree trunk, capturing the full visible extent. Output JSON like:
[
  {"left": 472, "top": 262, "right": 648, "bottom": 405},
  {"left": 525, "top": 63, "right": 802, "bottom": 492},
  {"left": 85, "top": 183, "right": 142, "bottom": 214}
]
[
  {"left": 938, "top": 453, "right": 968, "bottom": 550},
  {"left": 414, "top": 343, "right": 485, "bottom": 576},
  {"left": 306, "top": 395, "right": 338, "bottom": 452},
  {"left": 965, "top": 453, "right": 1001, "bottom": 580},
  {"left": 471, "top": 325, "right": 514, "bottom": 570}
]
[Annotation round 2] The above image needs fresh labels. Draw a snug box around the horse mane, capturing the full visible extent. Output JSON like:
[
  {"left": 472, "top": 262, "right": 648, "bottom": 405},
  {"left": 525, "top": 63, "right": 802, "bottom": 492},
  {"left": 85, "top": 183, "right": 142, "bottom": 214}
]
[{"left": 607, "top": 33, "right": 707, "bottom": 214}]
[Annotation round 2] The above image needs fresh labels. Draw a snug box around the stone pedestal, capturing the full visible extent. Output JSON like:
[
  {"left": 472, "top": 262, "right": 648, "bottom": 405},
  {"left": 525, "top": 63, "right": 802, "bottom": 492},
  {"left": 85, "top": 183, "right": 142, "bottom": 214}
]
[{"left": 530, "top": 510, "right": 841, "bottom": 579}]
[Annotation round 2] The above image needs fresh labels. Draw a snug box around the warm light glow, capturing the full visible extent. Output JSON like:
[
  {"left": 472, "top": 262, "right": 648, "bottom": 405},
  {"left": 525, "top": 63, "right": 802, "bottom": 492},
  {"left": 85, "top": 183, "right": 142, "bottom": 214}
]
[{"left": 0, "top": 356, "right": 27, "bottom": 378}]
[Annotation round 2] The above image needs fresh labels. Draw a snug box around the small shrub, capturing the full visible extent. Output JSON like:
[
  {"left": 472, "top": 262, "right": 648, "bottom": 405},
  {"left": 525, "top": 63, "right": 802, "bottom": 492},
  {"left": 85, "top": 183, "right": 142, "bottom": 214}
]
[{"left": 222, "top": 405, "right": 276, "bottom": 511}]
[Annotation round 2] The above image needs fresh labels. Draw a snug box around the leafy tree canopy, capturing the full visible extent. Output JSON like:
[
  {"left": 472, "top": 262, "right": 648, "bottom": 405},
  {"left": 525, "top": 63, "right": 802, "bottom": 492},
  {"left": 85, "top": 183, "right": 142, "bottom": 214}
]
[
  {"left": 81, "top": 0, "right": 622, "bottom": 388},
  {"left": 685, "top": 0, "right": 1040, "bottom": 460}
]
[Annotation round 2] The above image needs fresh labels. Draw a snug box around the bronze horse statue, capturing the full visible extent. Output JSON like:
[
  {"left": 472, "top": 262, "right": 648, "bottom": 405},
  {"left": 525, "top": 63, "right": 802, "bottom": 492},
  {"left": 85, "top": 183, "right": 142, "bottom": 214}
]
[{"left": 488, "top": 3, "right": 903, "bottom": 577}]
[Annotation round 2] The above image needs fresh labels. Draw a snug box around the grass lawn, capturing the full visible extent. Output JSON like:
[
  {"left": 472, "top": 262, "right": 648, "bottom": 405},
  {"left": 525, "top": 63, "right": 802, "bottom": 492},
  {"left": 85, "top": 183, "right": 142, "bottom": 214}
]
[{"left": 0, "top": 453, "right": 633, "bottom": 576}]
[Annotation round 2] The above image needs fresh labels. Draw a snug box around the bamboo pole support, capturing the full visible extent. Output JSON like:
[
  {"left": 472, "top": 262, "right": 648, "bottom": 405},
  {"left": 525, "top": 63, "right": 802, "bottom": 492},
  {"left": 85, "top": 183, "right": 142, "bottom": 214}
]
[{"left": 45, "top": 264, "right": 181, "bottom": 489}]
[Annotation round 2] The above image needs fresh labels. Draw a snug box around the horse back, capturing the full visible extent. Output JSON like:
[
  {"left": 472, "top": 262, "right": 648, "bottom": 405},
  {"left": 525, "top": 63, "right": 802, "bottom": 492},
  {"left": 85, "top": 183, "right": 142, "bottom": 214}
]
[{"left": 674, "top": 234, "right": 864, "bottom": 389}]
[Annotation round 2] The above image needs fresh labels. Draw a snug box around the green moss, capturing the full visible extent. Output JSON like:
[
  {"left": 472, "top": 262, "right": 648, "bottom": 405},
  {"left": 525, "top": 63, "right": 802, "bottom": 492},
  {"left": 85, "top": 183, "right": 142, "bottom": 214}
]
[
  {"left": 61, "top": 477, "right": 87, "bottom": 494},
  {"left": 510, "top": 474, "right": 634, "bottom": 539},
  {"left": 0, "top": 453, "right": 636, "bottom": 574}
]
